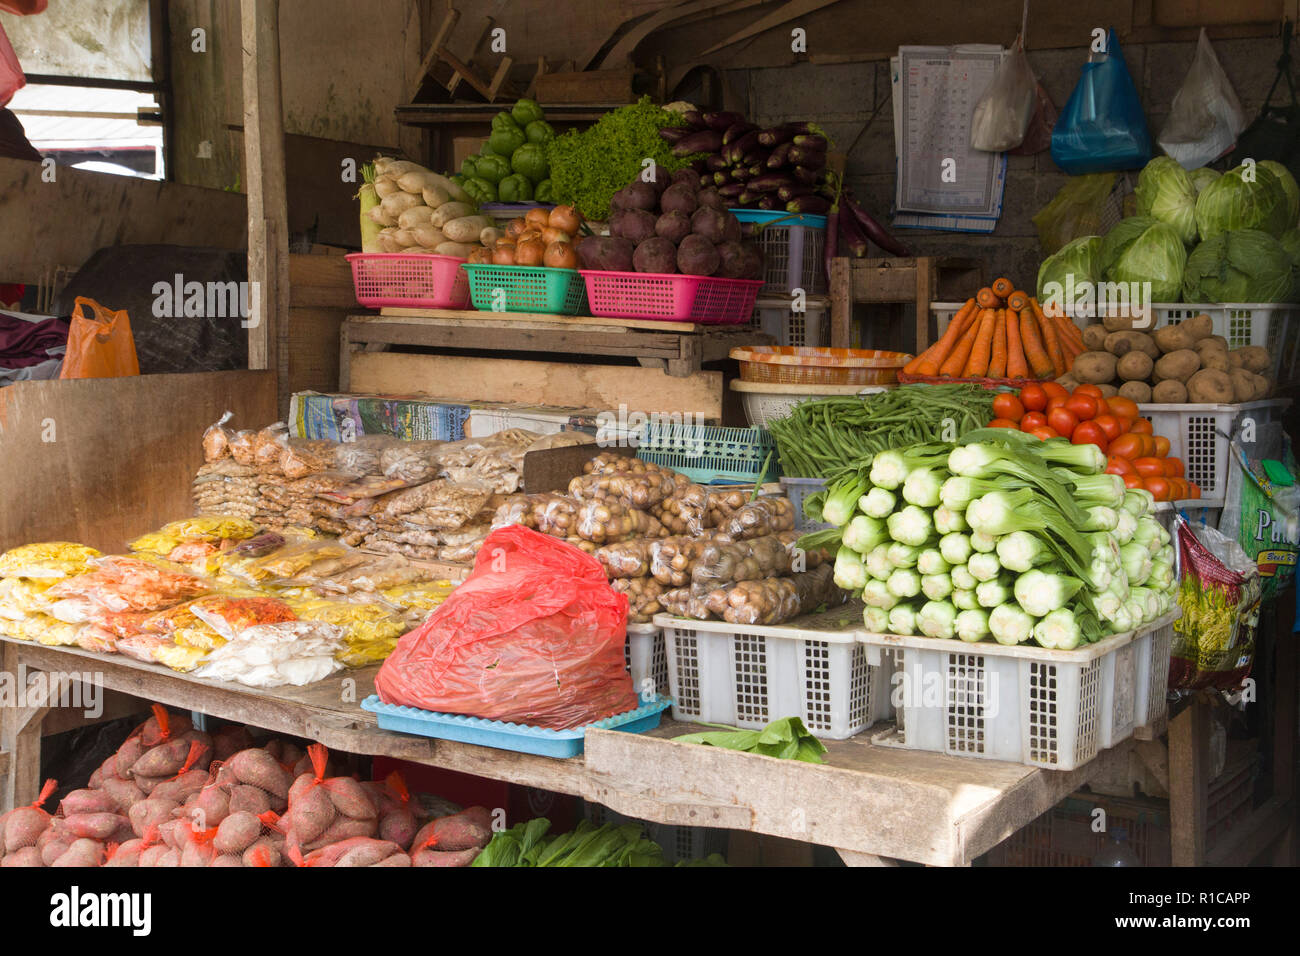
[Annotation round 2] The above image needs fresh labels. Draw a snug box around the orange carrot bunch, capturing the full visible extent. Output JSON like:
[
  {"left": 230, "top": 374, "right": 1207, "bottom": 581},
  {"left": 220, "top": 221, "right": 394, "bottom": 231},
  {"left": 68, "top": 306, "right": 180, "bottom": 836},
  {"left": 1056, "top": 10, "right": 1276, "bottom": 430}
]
[{"left": 904, "top": 279, "right": 1085, "bottom": 382}]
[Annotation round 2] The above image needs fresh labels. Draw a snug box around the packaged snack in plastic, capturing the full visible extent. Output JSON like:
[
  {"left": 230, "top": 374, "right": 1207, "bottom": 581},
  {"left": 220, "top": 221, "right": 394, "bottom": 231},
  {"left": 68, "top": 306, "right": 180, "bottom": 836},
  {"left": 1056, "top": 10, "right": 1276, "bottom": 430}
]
[
  {"left": 285, "top": 597, "right": 408, "bottom": 667},
  {"left": 47, "top": 556, "right": 209, "bottom": 613},
  {"left": 575, "top": 498, "right": 667, "bottom": 544},
  {"left": 333, "top": 434, "right": 399, "bottom": 476},
  {"left": 193, "top": 621, "right": 345, "bottom": 688},
  {"left": 650, "top": 534, "right": 730, "bottom": 587},
  {"left": 189, "top": 595, "right": 298, "bottom": 639},
  {"left": 383, "top": 479, "right": 493, "bottom": 529},
  {"left": 379, "top": 580, "right": 456, "bottom": 614},
  {"left": 610, "top": 576, "right": 668, "bottom": 624},
  {"left": 380, "top": 441, "right": 446, "bottom": 483},
  {"left": 706, "top": 487, "right": 751, "bottom": 528},
  {"left": 0, "top": 577, "right": 55, "bottom": 620},
  {"left": 722, "top": 496, "right": 795, "bottom": 540},
  {"left": 439, "top": 536, "right": 488, "bottom": 564},
  {"left": 203, "top": 411, "right": 234, "bottom": 462},
  {"left": 230, "top": 539, "right": 353, "bottom": 584},
  {"left": 0, "top": 542, "right": 102, "bottom": 580},
  {"left": 229, "top": 430, "right": 258, "bottom": 466},
  {"left": 253, "top": 423, "right": 290, "bottom": 471},
  {"left": 582, "top": 452, "right": 672, "bottom": 478},
  {"left": 315, "top": 556, "right": 426, "bottom": 594},
  {"left": 690, "top": 530, "right": 830, "bottom": 596},
  {"left": 567, "top": 469, "right": 680, "bottom": 508},
  {"left": 130, "top": 516, "right": 259, "bottom": 555},
  {"left": 594, "top": 538, "right": 655, "bottom": 579},
  {"left": 280, "top": 439, "right": 336, "bottom": 480}
]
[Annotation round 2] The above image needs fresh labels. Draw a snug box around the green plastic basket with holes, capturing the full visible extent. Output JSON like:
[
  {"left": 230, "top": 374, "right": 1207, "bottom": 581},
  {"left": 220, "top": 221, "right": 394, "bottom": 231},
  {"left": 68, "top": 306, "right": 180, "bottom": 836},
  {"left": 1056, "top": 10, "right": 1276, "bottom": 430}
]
[
  {"left": 635, "top": 424, "right": 780, "bottom": 484},
  {"left": 461, "top": 264, "right": 589, "bottom": 315}
]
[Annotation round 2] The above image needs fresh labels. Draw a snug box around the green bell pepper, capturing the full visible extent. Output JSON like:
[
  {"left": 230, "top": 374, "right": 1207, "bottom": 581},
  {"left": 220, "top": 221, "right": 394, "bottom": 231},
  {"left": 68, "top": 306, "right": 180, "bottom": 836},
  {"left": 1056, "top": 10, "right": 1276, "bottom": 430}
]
[
  {"left": 525, "top": 119, "right": 555, "bottom": 145},
  {"left": 462, "top": 176, "right": 498, "bottom": 204},
  {"left": 479, "top": 139, "right": 497, "bottom": 156},
  {"left": 491, "top": 111, "right": 521, "bottom": 134},
  {"left": 511, "top": 98, "right": 545, "bottom": 128},
  {"left": 498, "top": 173, "right": 534, "bottom": 203},
  {"left": 510, "top": 143, "right": 549, "bottom": 185},
  {"left": 460, "top": 155, "right": 479, "bottom": 179},
  {"left": 473, "top": 153, "right": 511, "bottom": 185},
  {"left": 533, "top": 179, "right": 554, "bottom": 203},
  {"left": 488, "top": 126, "right": 526, "bottom": 159},
  {"left": 450, "top": 173, "right": 468, "bottom": 189}
]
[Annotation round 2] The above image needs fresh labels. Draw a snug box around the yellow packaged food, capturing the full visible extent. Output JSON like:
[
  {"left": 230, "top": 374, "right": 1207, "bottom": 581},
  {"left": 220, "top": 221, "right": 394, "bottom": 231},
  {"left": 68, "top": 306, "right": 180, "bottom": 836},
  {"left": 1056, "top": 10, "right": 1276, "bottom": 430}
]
[
  {"left": 0, "top": 542, "right": 102, "bottom": 580},
  {"left": 172, "top": 626, "right": 226, "bottom": 652},
  {"left": 0, "top": 577, "right": 55, "bottom": 620},
  {"left": 379, "top": 580, "right": 456, "bottom": 613},
  {"left": 286, "top": 596, "right": 407, "bottom": 667},
  {"left": 18, "top": 614, "right": 86, "bottom": 647},
  {"left": 153, "top": 641, "right": 210, "bottom": 672},
  {"left": 128, "top": 516, "right": 259, "bottom": 555}
]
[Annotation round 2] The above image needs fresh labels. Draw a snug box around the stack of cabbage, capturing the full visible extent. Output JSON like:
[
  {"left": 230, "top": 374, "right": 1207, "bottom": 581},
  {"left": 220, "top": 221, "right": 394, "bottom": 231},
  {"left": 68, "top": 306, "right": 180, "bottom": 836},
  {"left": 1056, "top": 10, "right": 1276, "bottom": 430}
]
[
  {"left": 1038, "top": 157, "right": 1300, "bottom": 307},
  {"left": 813, "top": 428, "right": 1177, "bottom": 648}
]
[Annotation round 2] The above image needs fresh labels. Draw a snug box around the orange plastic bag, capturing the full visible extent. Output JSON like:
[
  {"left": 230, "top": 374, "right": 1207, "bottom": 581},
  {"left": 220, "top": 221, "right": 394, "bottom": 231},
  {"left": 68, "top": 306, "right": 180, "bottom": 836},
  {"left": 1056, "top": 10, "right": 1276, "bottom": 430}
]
[{"left": 59, "top": 297, "right": 140, "bottom": 379}]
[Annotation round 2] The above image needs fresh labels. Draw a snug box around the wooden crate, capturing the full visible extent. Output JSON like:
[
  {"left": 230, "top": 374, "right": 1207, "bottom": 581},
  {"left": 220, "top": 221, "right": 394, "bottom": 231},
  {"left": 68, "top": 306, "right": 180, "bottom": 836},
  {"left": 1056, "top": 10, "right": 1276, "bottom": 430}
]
[{"left": 828, "top": 256, "right": 984, "bottom": 353}]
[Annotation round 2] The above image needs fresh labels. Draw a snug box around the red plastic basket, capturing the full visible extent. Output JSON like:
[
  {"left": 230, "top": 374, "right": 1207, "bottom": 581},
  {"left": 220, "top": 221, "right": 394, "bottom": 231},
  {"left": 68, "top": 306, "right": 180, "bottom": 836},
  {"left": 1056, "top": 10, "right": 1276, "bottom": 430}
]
[
  {"left": 579, "top": 270, "right": 762, "bottom": 324},
  {"left": 346, "top": 253, "right": 472, "bottom": 309}
]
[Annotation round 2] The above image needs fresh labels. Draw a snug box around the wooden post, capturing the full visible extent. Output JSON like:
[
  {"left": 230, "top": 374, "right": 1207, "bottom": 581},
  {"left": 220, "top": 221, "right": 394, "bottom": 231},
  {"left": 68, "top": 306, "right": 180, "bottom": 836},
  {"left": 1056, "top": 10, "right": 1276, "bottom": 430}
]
[
  {"left": 915, "top": 258, "right": 935, "bottom": 354},
  {"left": 241, "top": 0, "right": 291, "bottom": 416},
  {"left": 0, "top": 643, "right": 50, "bottom": 812},
  {"left": 830, "top": 257, "right": 851, "bottom": 348},
  {"left": 1169, "top": 697, "right": 1210, "bottom": 866}
]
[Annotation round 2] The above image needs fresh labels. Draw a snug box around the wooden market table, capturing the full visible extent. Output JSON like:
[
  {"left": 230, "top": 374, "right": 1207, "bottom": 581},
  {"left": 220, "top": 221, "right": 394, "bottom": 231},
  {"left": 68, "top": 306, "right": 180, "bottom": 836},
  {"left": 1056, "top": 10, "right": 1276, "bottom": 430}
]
[{"left": 0, "top": 634, "right": 1140, "bottom": 867}]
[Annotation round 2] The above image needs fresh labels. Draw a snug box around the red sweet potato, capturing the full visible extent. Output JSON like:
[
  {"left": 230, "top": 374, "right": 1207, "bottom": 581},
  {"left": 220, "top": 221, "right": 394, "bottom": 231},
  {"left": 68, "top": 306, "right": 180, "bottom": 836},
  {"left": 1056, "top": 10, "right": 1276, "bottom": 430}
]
[
  {"left": 63, "top": 812, "right": 130, "bottom": 841},
  {"left": 189, "top": 783, "right": 231, "bottom": 828},
  {"left": 130, "top": 737, "right": 192, "bottom": 779},
  {"left": 410, "top": 807, "right": 492, "bottom": 853},
  {"left": 152, "top": 769, "right": 210, "bottom": 805},
  {"left": 114, "top": 735, "right": 146, "bottom": 776},
  {"left": 302, "top": 814, "right": 374, "bottom": 853},
  {"left": 129, "top": 798, "right": 179, "bottom": 839},
  {"left": 60, "top": 789, "right": 120, "bottom": 817},
  {"left": 282, "top": 785, "right": 335, "bottom": 846},
  {"left": 153, "top": 847, "right": 181, "bottom": 867},
  {"left": 100, "top": 776, "right": 146, "bottom": 812},
  {"left": 227, "top": 748, "right": 291, "bottom": 799},
  {"left": 228, "top": 784, "right": 273, "bottom": 816},
  {"left": 51, "top": 838, "right": 104, "bottom": 867},
  {"left": 157, "top": 818, "right": 190, "bottom": 850},
  {"left": 243, "top": 836, "right": 284, "bottom": 868},
  {"left": 1, "top": 846, "right": 44, "bottom": 867},
  {"left": 104, "top": 838, "right": 144, "bottom": 867},
  {"left": 213, "top": 812, "right": 263, "bottom": 855},
  {"left": 210, "top": 854, "right": 243, "bottom": 867},
  {"left": 137, "top": 704, "right": 192, "bottom": 747},
  {"left": 213, "top": 725, "right": 256, "bottom": 762},
  {"left": 379, "top": 808, "right": 419, "bottom": 850},
  {"left": 1, "top": 779, "right": 56, "bottom": 852},
  {"left": 325, "top": 777, "right": 377, "bottom": 820},
  {"left": 369, "top": 852, "right": 412, "bottom": 867},
  {"left": 411, "top": 846, "right": 481, "bottom": 867},
  {"left": 333, "top": 838, "right": 405, "bottom": 868},
  {"left": 40, "top": 838, "right": 71, "bottom": 867}
]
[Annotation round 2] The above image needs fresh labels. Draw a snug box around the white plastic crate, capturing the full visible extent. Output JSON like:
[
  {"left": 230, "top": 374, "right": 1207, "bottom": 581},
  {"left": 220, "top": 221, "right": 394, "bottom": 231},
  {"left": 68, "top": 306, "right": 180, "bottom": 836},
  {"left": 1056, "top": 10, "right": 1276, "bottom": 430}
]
[
  {"left": 752, "top": 295, "right": 830, "bottom": 347},
  {"left": 779, "top": 475, "right": 832, "bottom": 532},
  {"left": 1132, "top": 617, "right": 1176, "bottom": 741},
  {"left": 730, "top": 380, "right": 887, "bottom": 429},
  {"left": 1139, "top": 399, "right": 1287, "bottom": 499},
  {"left": 860, "top": 612, "right": 1177, "bottom": 771},
  {"left": 653, "top": 604, "right": 892, "bottom": 740},
  {"left": 1152, "top": 499, "right": 1223, "bottom": 534},
  {"left": 626, "top": 623, "right": 670, "bottom": 701}
]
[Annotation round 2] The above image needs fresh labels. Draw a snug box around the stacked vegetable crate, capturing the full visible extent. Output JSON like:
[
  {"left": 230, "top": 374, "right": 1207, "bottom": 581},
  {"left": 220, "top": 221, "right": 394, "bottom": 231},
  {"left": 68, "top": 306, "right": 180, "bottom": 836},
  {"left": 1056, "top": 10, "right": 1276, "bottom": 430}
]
[{"left": 737, "top": 210, "right": 829, "bottom": 345}]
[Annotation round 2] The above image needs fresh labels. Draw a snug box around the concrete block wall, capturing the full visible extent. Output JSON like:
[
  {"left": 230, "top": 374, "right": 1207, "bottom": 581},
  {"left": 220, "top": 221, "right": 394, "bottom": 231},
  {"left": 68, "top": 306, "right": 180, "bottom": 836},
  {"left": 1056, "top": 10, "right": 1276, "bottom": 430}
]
[{"left": 728, "top": 35, "right": 1288, "bottom": 286}]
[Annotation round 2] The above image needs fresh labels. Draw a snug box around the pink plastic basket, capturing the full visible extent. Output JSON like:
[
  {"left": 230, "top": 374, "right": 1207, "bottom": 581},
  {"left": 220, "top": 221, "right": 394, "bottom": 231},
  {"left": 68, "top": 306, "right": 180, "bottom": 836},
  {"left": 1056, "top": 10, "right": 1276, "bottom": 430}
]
[
  {"left": 346, "top": 253, "right": 472, "bottom": 309},
  {"left": 579, "top": 270, "right": 762, "bottom": 324}
]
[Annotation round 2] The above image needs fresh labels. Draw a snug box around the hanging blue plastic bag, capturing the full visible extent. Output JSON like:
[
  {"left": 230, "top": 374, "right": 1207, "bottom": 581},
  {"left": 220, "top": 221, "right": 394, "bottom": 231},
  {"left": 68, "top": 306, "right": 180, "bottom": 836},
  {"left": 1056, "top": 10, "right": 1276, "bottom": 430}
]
[{"left": 1051, "top": 29, "right": 1152, "bottom": 174}]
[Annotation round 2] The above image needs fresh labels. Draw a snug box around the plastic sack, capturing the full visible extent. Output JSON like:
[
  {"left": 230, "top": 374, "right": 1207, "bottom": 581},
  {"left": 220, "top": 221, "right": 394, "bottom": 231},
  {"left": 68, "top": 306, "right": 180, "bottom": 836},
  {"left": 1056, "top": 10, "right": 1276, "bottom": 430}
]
[
  {"left": 1009, "top": 78, "right": 1059, "bottom": 156},
  {"left": 1032, "top": 172, "right": 1122, "bottom": 254},
  {"left": 1158, "top": 30, "right": 1245, "bottom": 170},
  {"left": 375, "top": 525, "right": 635, "bottom": 729},
  {"left": 59, "top": 297, "right": 140, "bottom": 379},
  {"left": 0, "top": 1, "right": 48, "bottom": 14},
  {"left": 971, "top": 38, "right": 1038, "bottom": 152},
  {"left": 1170, "top": 516, "right": 1260, "bottom": 691},
  {"left": 1219, "top": 441, "right": 1300, "bottom": 602},
  {"left": 0, "top": 23, "right": 24, "bottom": 108},
  {"left": 192, "top": 620, "right": 344, "bottom": 687},
  {"left": 1050, "top": 30, "right": 1152, "bottom": 174}
]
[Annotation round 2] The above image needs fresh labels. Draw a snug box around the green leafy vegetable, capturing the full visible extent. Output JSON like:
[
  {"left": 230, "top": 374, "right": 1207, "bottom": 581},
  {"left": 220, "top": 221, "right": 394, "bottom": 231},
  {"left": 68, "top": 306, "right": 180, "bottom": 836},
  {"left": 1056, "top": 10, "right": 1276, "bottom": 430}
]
[
  {"left": 1134, "top": 157, "right": 1198, "bottom": 245},
  {"left": 1100, "top": 216, "right": 1187, "bottom": 303},
  {"left": 673, "top": 716, "right": 828, "bottom": 763},
  {"left": 1037, "top": 235, "right": 1103, "bottom": 308},
  {"left": 1194, "top": 162, "right": 1290, "bottom": 240},
  {"left": 471, "top": 818, "right": 723, "bottom": 867},
  {"left": 1182, "top": 229, "right": 1296, "bottom": 303}
]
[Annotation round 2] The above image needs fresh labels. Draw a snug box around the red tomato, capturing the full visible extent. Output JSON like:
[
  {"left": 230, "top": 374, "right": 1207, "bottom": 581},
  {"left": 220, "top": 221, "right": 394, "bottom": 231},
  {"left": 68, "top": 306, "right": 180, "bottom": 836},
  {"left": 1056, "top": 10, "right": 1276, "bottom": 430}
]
[
  {"left": 991, "top": 393, "right": 1025, "bottom": 422},
  {"left": 1111, "top": 414, "right": 1135, "bottom": 435},
  {"left": 1134, "top": 457, "right": 1165, "bottom": 478},
  {"left": 1072, "top": 420, "right": 1108, "bottom": 452},
  {"left": 1041, "top": 382, "right": 1069, "bottom": 401},
  {"left": 1073, "top": 384, "right": 1105, "bottom": 400},
  {"left": 1142, "top": 476, "right": 1172, "bottom": 501},
  {"left": 1106, "top": 455, "right": 1136, "bottom": 476},
  {"left": 1030, "top": 426, "right": 1058, "bottom": 441},
  {"left": 1020, "top": 383, "right": 1048, "bottom": 412},
  {"left": 1093, "top": 414, "right": 1124, "bottom": 441},
  {"left": 1153, "top": 435, "right": 1171, "bottom": 457},
  {"left": 1164, "top": 457, "right": 1185, "bottom": 478},
  {"left": 1064, "top": 394, "right": 1099, "bottom": 421},
  {"left": 1109, "top": 433, "right": 1145, "bottom": 461},
  {"left": 1106, "top": 396, "right": 1139, "bottom": 420},
  {"left": 1123, "top": 473, "right": 1144, "bottom": 489},
  {"left": 1020, "top": 411, "right": 1048, "bottom": 431},
  {"left": 988, "top": 418, "right": 1020, "bottom": 429},
  {"left": 1130, "top": 417, "right": 1153, "bottom": 435},
  {"left": 1168, "top": 478, "right": 1189, "bottom": 500},
  {"left": 1047, "top": 407, "right": 1079, "bottom": 438},
  {"left": 1188, "top": 482, "right": 1201, "bottom": 499}
]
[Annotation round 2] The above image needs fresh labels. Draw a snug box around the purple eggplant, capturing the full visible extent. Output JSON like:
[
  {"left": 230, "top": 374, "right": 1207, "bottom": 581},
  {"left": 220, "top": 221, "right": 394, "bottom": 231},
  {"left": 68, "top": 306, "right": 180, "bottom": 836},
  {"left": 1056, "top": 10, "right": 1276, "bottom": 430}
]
[
  {"left": 787, "top": 195, "right": 831, "bottom": 214},
  {"left": 689, "top": 157, "right": 709, "bottom": 173},
  {"left": 659, "top": 127, "right": 688, "bottom": 144},
  {"left": 737, "top": 190, "right": 759, "bottom": 206},
  {"left": 723, "top": 121, "right": 758, "bottom": 145},
  {"left": 704, "top": 111, "right": 747, "bottom": 131},
  {"left": 777, "top": 183, "right": 816, "bottom": 203},
  {"left": 718, "top": 183, "right": 746, "bottom": 199},
  {"left": 732, "top": 166, "right": 755, "bottom": 182},
  {"left": 788, "top": 145, "right": 826, "bottom": 167},
  {"left": 725, "top": 130, "right": 763, "bottom": 165},
  {"left": 747, "top": 172, "right": 794, "bottom": 194},
  {"left": 682, "top": 110, "right": 709, "bottom": 130},
  {"left": 758, "top": 124, "right": 799, "bottom": 148},
  {"left": 706, "top": 154, "right": 730, "bottom": 171},
  {"left": 793, "top": 133, "right": 828, "bottom": 151},
  {"left": 699, "top": 174, "right": 715, "bottom": 189},
  {"left": 839, "top": 204, "right": 869, "bottom": 257},
  {"left": 792, "top": 165, "right": 822, "bottom": 186},
  {"left": 767, "top": 142, "right": 794, "bottom": 169},
  {"left": 742, "top": 149, "right": 770, "bottom": 168},
  {"left": 713, "top": 171, "right": 731, "bottom": 186},
  {"left": 757, "top": 195, "right": 779, "bottom": 210},
  {"left": 845, "top": 193, "right": 912, "bottom": 257},
  {"left": 674, "top": 130, "right": 724, "bottom": 156},
  {"left": 745, "top": 162, "right": 766, "bottom": 178}
]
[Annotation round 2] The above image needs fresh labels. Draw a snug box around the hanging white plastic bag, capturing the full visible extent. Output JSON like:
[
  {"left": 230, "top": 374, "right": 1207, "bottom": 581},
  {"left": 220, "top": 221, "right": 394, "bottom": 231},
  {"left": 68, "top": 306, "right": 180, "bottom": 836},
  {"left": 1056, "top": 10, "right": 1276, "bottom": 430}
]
[
  {"left": 971, "top": 37, "right": 1037, "bottom": 152},
  {"left": 1158, "top": 29, "right": 1246, "bottom": 170}
]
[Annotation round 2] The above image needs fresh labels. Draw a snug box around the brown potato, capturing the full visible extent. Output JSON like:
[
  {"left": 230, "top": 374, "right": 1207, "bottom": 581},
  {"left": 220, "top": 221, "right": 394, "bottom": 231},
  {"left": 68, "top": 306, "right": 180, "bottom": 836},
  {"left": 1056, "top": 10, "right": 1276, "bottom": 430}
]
[
  {"left": 1151, "top": 380, "right": 1188, "bottom": 403},
  {"left": 1071, "top": 351, "right": 1118, "bottom": 384},
  {"left": 1235, "top": 346, "right": 1271, "bottom": 375},
  {"left": 1153, "top": 323, "right": 1195, "bottom": 354},
  {"left": 1251, "top": 372, "right": 1272, "bottom": 401},
  {"left": 1101, "top": 313, "right": 1136, "bottom": 332},
  {"left": 1082, "top": 324, "right": 1109, "bottom": 351},
  {"left": 1118, "top": 380, "right": 1152, "bottom": 403},
  {"left": 1096, "top": 383, "right": 1119, "bottom": 398},
  {"left": 1116, "top": 351, "right": 1154, "bottom": 382},
  {"left": 1181, "top": 313, "right": 1214, "bottom": 342},
  {"left": 1230, "top": 368, "right": 1257, "bottom": 403},
  {"left": 1056, "top": 374, "right": 1081, "bottom": 392},
  {"left": 1105, "top": 330, "right": 1159, "bottom": 359},
  {"left": 1152, "top": 349, "right": 1200, "bottom": 384},
  {"left": 1186, "top": 368, "right": 1234, "bottom": 403},
  {"left": 1198, "top": 350, "right": 1229, "bottom": 373}
]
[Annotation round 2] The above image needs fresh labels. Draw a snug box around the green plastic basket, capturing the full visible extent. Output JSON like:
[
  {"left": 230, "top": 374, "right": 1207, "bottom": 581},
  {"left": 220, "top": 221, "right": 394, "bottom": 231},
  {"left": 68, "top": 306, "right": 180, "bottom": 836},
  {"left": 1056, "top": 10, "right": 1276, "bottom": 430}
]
[
  {"left": 461, "top": 264, "right": 589, "bottom": 315},
  {"left": 635, "top": 424, "right": 779, "bottom": 484}
]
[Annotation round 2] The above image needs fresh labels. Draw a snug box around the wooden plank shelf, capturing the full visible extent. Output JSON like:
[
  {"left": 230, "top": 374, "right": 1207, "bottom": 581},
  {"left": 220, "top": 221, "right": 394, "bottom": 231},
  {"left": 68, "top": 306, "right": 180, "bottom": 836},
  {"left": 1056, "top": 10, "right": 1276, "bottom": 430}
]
[{"left": 0, "top": 635, "right": 1140, "bottom": 866}]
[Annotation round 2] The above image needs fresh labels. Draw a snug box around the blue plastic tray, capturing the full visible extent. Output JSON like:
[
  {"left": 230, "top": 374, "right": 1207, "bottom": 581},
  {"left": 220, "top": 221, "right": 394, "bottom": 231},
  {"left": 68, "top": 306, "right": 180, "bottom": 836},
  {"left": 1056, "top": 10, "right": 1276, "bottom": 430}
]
[
  {"left": 360, "top": 695, "right": 672, "bottom": 758},
  {"left": 729, "top": 208, "right": 827, "bottom": 229}
]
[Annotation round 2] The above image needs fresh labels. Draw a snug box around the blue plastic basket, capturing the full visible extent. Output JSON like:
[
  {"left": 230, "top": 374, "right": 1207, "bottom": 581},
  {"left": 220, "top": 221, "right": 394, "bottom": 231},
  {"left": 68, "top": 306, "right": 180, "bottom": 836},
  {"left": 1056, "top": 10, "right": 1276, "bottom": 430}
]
[
  {"left": 360, "top": 695, "right": 672, "bottom": 758},
  {"left": 635, "top": 424, "right": 779, "bottom": 484},
  {"left": 729, "top": 208, "right": 827, "bottom": 295}
]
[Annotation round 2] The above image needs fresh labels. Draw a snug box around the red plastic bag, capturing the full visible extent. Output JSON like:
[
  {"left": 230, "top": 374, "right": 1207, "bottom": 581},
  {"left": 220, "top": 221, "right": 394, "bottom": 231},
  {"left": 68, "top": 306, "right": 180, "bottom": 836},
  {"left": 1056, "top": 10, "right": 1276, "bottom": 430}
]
[
  {"left": 59, "top": 296, "right": 140, "bottom": 379},
  {"left": 376, "top": 525, "right": 634, "bottom": 729},
  {"left": 0, "top": 1, "right": 47, "bottom": 14},
  {"left": 0, "top": 23, "right": 24, "bottom": 107}
]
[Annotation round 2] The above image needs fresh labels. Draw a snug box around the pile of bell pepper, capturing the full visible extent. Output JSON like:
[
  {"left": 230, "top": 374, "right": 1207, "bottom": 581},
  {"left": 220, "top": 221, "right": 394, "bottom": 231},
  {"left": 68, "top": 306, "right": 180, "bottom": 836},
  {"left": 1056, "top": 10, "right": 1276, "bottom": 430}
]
[{"left": 453, "top": 98, "right": 555, "bottom": 204}]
